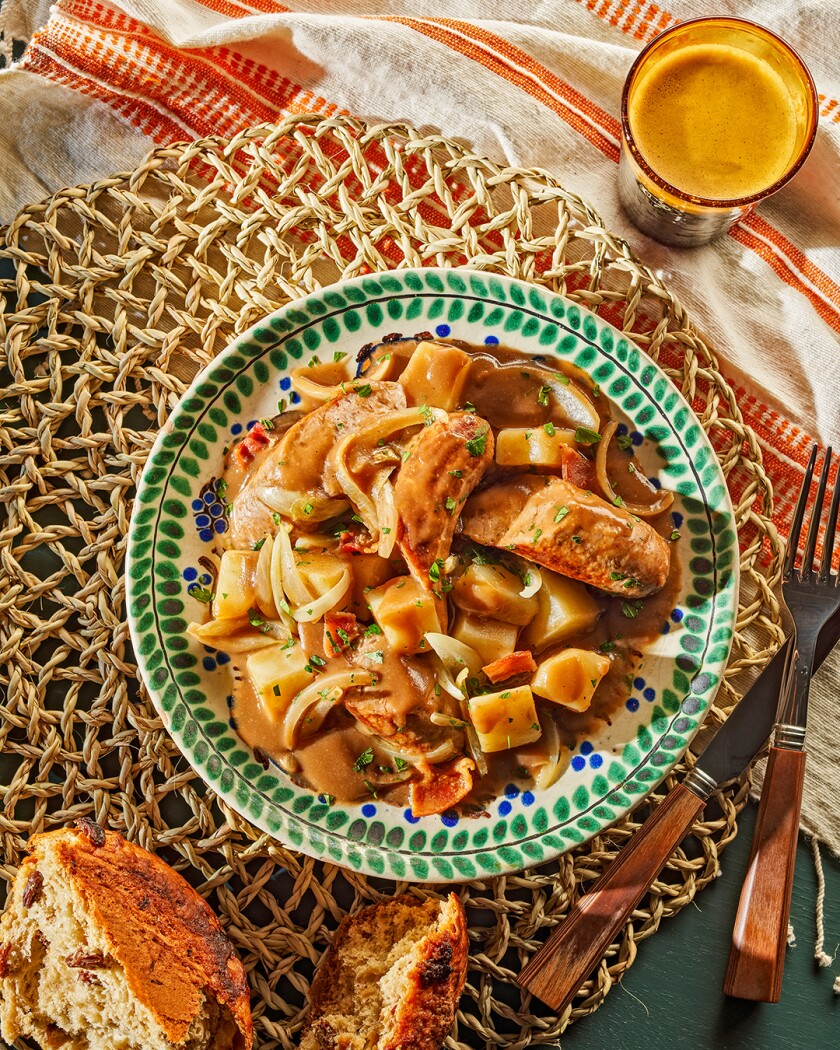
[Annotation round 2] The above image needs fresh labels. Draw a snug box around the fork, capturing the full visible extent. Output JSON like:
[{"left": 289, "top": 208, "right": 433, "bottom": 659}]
[{"left": 724, "top": 444, "right": 840, "bottom": 1002}]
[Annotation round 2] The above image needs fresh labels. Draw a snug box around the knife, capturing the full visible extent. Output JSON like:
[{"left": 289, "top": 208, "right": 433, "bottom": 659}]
[{"left": 516, "top": 606, "right": 840, "bottom": 1014}]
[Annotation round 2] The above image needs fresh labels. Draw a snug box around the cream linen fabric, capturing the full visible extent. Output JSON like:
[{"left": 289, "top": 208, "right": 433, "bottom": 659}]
[{"left": 0, "top": 0, "right": 839, "bottom": 848}]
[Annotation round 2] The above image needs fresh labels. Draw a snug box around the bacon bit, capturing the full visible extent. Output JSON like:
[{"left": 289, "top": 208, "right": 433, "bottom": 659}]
[
  {"left": 562, "top": 448, "right": 598, "bottom": 490},
  {"left": 339, "top": 530, "right": 363, "bottom": 554},
  {"left": 324, "top": 612, "right": 360, "bottom": 656},
  {"left": 409, "top": 757, "right": 475, "bottom": 817},
  {"left": 0, "top": 944, "right": 11, "bottom": 978},
  {"left": 235, "top": 421, "right": 272, "bottom": 466},
  {"left": 482, "top": 650, "right": 537, "bottom": 684},
  {"left": 22, "top": 870, "right": 44, "bottom": 909}
]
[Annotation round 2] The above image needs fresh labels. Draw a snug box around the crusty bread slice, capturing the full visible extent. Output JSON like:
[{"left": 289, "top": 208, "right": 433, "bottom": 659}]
[
  {"left": 301, "top": 893, "right": 468, "bottom": 1050},
  {"left": 0, "top": 822, "right": 253, "bottom": 1050}
]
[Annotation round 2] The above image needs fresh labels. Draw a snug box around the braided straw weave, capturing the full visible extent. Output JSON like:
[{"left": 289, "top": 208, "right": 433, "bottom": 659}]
[{"left": 0, "top": 114, "right": 783, "bottom": 1048}]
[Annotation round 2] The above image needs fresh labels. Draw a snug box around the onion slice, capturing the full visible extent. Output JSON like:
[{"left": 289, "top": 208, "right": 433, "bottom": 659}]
[
  {"left": 281, "top": 672, "right": 358, "bottom": 749},
  {"left": 424, "top": 633, "right": 483, "bottom": 678},
  {"left": 595, "top": 420, "right": 675, "bottom": 518},
  {"left": 292, "top": 567, "right": 351, "bottom": 623},
  {"left": 275, "top": 523, "right": 312, "bottom": 606}
]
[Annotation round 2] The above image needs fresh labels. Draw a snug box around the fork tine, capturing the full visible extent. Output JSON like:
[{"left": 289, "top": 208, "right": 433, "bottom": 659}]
[
  {"left": 802, "top": 447, "right": 831, "bottom": 577},
  {"left": 784, "top": 444, "right": 818, "bottom": 578},
  {"left": 819, "top": 451, "right": 840, "bottom": 582}
]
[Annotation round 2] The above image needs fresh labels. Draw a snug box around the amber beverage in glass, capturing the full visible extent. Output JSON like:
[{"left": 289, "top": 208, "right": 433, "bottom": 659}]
[{"left": 618, "top": 18, "right": 818, "bottom": 247}]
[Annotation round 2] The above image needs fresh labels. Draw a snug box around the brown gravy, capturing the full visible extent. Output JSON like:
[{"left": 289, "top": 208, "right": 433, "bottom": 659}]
[{"left": 221, "top": 338, "right": 681, "bottom": 812}]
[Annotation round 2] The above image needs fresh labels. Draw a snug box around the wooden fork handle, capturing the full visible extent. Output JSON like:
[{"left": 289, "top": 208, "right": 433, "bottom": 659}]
[
  {"left": 723, "top": 745, "right": 806, "bottom": 1002},
  {"left": 517, "top": 784, "right": 706, "bottom": 1012}
]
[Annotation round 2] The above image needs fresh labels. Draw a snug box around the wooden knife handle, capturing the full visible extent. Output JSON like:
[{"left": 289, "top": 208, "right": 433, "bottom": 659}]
[
  {"left": 723, "top": 746, "right": 806, "bottom": 1002},
  {"left": 517, "top": 783, "right": 706, "bottom": 1012}
]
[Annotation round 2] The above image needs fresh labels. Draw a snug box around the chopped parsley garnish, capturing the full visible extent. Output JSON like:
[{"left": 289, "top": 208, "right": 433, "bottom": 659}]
[
  {"left": 624, "top": 577, "right": 640, "bottom": 589},
  {"left": 448, "top": 469, "right": 463, "bottom": 478},
  {"left": 277, "top": 398, "right": 287, "bottom": 414},
  {"left": 382, "top": 527, "right": 391, "bottom": 534},
  {"left": 670, "top": 529, "right": 681, "bottom": 541},
  {"left": 272, "top": 511, "right": 282, "bottom": 525},
  {"left": 445, "top": 496, "right": 457, "bottom": 515},
  {"left": 307, "top": 355, "right": 318, "bottom": 367},
  {"left": 365, "top": 623, "right": 383, "bottom": 636},
  {"left": 281, "top": 637, "right": 296, "bottom": 649},
  {"left": 394, "top": 757, "right": 409, "bottom": 772},
  {"left": 309, "top": 654, "right": 326, "bottom": 667},
  {"left": 363, "top": 780, "right": 379, "bottom": 799},
  {"left": 532, "top": 528, "right": 542, "bottom": 543},
  {"left": 500, "top": 691, "right": 511, "bottom": 699},
  {"left": 613, "top": 495, "right": 624, "bottom": 508},
  {"left": 303, "top": 503, "right": 314, "bottom": 515},
  {"left": 333, "top": 351, "right": 346, "bottom": 362},
  {"left": 216, "top": 479, "right": 228, "bottom": 501},
  {"left": 319, "top": 793, "right": 336, "bottom": 806},
  {"left": 353, "top": 748, "right": 374, "bottom": 772},
  {"left": 337, "top": 628, "right": 351, "bottom": 647},
  {"left": 572, "top": 535, "right": 582, "bottom": 544},
  {"left": 543, "top": 421, "right": 556, "bottom": 436},
  {"left": 554, "top": 505, "right": 570, "bottom": 523},
  {"left": 574, "top": 426, "right": 601, "bottom": 445},
  {"left": 610, "top": 571, "right": 627, "bottom": 581},
  {"left": 428, "top": 559, "right": 444, "bottom": 582},
  {"left": 554, "top": 372, "right": 570, "bottom": 385},
  {"left": 419, "top": 404, "right": 435, "bottom": 426},
  {"left": 252, "top": 537, "right": 266, "bottom": 551},
  {"left": 463, "top": 401, "right": 476, "bottom": 412},
  {"left": 616, "top": 433, "right": 633, "bottom": 450},
  {"left": 190, "top": 586, "right": 214, "bottom": 604},
  {"left": 598, "top": 640, "right": 616, "bottom": 653},
  {"left": 355, "top": 384, "right": 373, "bottom": 398},
  {"left": 622, "top": 600, "right": 644, "bottom": 618},
  {"left": 260, "top": 418, "right": 274, "bottom": 430},
  {"left": 592, "top": 383, "right": 600, "bottom": 398},
  {"left": 537, "top": 385, "right": 551, "bottom": 406},
  {"left": 366, "top": 650, "right": 385, "bottom": 664},
  {"left": 247, "top": 607, "right": 269, "bottom": 633},
  {"left": 465, "top": 431, "right": 487, "bottom": 457},
  {"left": 530, "top": 722, "right": 540, "bottom": 731}
]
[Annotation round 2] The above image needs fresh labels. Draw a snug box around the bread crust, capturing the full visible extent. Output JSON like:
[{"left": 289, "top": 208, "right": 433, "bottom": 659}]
[
  {"left": 305, "top": 894, "right": 468, "bottom": 1050},
  {"left": 5, "top": 825, "right": 253, "bottom": 1049}
]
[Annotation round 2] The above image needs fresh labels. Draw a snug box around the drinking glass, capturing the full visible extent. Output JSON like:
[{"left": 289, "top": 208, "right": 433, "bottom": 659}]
[{"left": 618, "top": 18, "right": 818, "bottom": 247}]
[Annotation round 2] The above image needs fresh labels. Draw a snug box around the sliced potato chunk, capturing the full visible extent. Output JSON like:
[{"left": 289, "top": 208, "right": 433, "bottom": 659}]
[
  {"left": 532, "top": 648, "right": 611, "bottom": 712},
  {"left": 495, "top": 426, "right": 576, "bottom": 468},
  {"left": 295, "top": 550, "right": 346, "bottom": 596},
  {"left": 213, "top": 550, "right": 259, "bottom": 619},
  {"left": 521, "top": 570, "right": 601, "bottom": 652},
  {"left": 398, "top": 340, "right": 471, "bottom": 410},
  {"left": 366, "top": 575, "right": 445, "bottom": 655},
  {"left": 451, "top": 611, "right": 519, "bottom": 666},
  {"left": 468, "top": 684, "right": 541, "bottom": 752},
  {"left": 451, "top": 562, "right": 538, "bottom": 626},
  {"left": 247, "top": 642, "right": 312, "bottom": 721}
]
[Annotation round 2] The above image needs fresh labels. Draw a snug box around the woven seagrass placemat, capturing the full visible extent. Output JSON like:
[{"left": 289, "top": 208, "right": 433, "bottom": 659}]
[{"left": 0, "top": 113, "right": 784, "bottom": 1049}]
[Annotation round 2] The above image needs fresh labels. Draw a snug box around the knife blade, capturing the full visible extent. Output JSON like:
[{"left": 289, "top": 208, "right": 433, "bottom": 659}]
[{"left": 516, "top": 608, "right": 840, "bottom": 1014}]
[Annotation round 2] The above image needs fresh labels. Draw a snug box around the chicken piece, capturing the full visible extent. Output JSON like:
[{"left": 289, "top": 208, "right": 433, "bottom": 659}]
[
  {"left": 460, "top": 475, "right": 670, "bottom": 597},
  {"left": 343, "top": 633, "right": 437, "bottom": 737},
  {"left": 393, "top": 412, "right": 494, "bottom": 584},
  {"left": 229, "top": 382, "right": 407, "bottom": 540}
]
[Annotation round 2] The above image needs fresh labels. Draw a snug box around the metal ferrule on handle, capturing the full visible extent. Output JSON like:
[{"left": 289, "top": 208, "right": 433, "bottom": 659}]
[
  {"left": 683, "top": 766, "right": 718, "bottom": 802},
  {"left": 774, "top": 723, "right": 807, "bottom": 750}
]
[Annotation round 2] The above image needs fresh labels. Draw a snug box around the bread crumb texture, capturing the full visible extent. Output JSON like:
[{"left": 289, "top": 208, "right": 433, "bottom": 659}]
[
  {"left": 301, "top": 893, "right": 468, "bottom": 1050},
  {"left": 0, "top": 824, "right": 253, "bottom": 1050}
]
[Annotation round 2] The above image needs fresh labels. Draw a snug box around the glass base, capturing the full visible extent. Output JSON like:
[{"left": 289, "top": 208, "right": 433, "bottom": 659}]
[{"left": 618, "top": 151, "right": 750, "bottom": 247}]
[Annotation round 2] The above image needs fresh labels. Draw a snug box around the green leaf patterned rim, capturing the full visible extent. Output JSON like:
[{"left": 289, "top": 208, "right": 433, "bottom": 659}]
[{"left": 126, "top": 268, "right": 738, "bottom": 883}]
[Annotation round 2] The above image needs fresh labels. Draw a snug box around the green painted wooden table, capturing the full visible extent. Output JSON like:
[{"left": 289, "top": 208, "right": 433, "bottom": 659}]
[{"left": 559, "top": 802, "right": 840, "bottom": 1049}]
